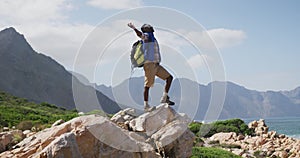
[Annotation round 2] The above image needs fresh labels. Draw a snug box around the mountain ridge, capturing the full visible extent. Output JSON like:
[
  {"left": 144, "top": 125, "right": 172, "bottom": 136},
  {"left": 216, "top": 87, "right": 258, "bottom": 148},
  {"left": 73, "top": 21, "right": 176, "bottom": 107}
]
[
  {"left": 0, "top": 27, "right": 120, "bottom": 114},
  {"left": 96, "top": 76, "right": 300, "bottom": 119}
]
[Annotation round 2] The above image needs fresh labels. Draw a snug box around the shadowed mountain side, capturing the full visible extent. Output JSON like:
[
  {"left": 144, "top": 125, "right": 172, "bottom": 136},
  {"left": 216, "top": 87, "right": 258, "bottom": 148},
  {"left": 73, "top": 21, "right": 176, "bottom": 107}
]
[{"left": 0, "top": 27, "right": 120, "bottom": 113}]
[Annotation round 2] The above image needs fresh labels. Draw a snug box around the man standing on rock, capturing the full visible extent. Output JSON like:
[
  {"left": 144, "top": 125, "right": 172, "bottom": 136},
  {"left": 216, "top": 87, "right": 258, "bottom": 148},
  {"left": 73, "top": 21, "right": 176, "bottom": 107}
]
[{"left": 128, "top": 22, "right": 175, "bottom": 111}]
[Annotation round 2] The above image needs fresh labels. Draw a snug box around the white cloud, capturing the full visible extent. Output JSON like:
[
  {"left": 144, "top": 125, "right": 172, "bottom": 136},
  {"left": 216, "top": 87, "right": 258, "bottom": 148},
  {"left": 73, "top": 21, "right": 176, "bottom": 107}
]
[
  {"left": 179, "top": 28, "right": 246, "bottom": 51},
  {"left": 0, "top": 0, "right": 91, "bottom": 70},
  {"left": 87, "top": 0, "right": 142, "bottom": 10},
  {"left": 207, "top": 28, "right": 246, "bottom": 48},
  {"left": 22, "top": 23, "right": 94, "bottom": 68},
  {"left": 182, "top": 30, "right": 215, "bottom": 51},
  {"left": 187, "top": 54, "right": 212, "bottom": 69},
  {"left": 0, "top": 23, "right": 94, "bottom": 71},
  {"left": 0, "top": 0, "right": 72, "bottom": 24},
  {"left": 156, "top": 30, "right": 188, "bottom": 51}
]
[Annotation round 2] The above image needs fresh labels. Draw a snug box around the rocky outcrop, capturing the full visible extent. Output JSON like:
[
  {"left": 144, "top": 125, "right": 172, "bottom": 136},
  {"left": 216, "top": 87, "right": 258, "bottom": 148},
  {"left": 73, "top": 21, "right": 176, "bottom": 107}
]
[
  {"left": 248, "top": 119, "right": 269, "bottom": 135},
  {"left": 0, "top": 130, "right": 24, "bottom": 153},
  {"left": 0, "top": 104, "right": 195, "bottom": 157},
  {"left": 51, "top": 119, "right": 65, "bottom": 127},
  {"left": 207, "top": 119, "right": 300, "bottom": 158}
]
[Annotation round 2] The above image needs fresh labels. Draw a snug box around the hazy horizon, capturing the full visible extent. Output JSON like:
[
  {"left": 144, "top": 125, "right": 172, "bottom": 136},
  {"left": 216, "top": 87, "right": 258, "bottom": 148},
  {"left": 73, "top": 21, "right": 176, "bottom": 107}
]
[{"left": 0, "top": 1, "right": 299, "bottom": 91}]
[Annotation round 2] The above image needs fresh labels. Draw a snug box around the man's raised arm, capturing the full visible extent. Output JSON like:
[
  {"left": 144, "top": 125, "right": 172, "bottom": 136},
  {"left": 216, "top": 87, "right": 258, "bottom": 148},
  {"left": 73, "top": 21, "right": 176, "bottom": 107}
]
[{"left": 128, "top": 22, "right": 143, "bottom": 38}]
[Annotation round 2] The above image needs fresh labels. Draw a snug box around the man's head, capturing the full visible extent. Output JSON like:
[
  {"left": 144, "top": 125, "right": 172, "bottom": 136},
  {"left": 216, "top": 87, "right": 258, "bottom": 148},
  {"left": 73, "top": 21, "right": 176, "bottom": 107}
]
[{"left": 141, "top": 24, "right": 154, "bottom": 33}]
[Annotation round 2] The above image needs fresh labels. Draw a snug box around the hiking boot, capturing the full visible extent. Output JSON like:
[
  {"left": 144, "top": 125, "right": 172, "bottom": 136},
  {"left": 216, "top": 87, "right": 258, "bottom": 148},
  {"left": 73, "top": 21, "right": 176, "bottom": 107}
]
[
  {"left": 160, "top": 95, "right": 175, "bottom": 106},
  {"left": 144, "top": 105, "right": 156, "bottom": 112}
]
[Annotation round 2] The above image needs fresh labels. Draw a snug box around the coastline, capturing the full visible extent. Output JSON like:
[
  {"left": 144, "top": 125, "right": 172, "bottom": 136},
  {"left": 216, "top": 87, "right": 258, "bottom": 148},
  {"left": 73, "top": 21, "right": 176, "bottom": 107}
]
[
  {"left": 202, "top": 119, "right": 300, "bottom": 157},
  {"left": 243, "top": 117, "right": 300, "bottom": 140},
  {"left": 196, "top": 117, "right": 300, "bottom": 140}
]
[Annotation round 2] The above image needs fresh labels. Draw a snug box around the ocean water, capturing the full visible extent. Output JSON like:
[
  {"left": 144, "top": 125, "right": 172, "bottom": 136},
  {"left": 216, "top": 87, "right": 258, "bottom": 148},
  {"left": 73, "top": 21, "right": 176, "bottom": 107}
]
[{"left": 244, "top": 117, "right": 300, "bottom": 139}]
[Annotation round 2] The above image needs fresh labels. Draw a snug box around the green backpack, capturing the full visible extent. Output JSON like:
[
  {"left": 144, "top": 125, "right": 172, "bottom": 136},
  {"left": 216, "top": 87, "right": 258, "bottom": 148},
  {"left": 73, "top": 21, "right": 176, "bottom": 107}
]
[{"left": 130, "top": 40, "right": 145, "bottom": 68}]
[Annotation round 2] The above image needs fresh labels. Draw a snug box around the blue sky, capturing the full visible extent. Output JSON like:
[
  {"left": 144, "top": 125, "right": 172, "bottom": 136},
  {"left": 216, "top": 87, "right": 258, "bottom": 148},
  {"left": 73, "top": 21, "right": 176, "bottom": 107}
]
[{"left": 0, "top": 0, "right": 299, "bottom": 91}]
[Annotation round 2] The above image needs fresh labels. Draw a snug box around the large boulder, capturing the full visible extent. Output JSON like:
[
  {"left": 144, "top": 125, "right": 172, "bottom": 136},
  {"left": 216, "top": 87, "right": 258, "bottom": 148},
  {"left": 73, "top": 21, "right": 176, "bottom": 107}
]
[
  {"left": 248, "top": 119, "right": 268, "bottom": 135},
  {"left": 0, "top": 130, "right": 24, "bottom": 153},
  {"left": 209, "top": 132, "right": 237, "bottom": 144},
  {"left": 129, "top": 104, "right": 187, "bottom": 136},
  {"left": 0, "top": 104, "right": 195, "bottom": 158},
  {"left": 0, "top": 132, "right": 13, "bottom": 153}
]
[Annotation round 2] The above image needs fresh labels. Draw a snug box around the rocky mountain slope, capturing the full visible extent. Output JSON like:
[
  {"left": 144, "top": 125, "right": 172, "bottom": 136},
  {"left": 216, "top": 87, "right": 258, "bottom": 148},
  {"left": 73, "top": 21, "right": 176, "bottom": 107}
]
[
  {"left": 0, "top": 27, "right": 120, "bottom": 113},
  {"left": 0, "top": 104, "right": 195, "bottom": 158},
  {"left": 97, "top": 77, "right": 300, "bottom": 119}
]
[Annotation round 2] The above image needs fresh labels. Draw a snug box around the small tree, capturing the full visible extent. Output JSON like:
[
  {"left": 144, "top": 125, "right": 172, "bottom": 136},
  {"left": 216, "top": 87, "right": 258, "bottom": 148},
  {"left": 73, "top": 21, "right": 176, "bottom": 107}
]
[{"left": 17, "top": 120, "right": 33, "bottom": 131}]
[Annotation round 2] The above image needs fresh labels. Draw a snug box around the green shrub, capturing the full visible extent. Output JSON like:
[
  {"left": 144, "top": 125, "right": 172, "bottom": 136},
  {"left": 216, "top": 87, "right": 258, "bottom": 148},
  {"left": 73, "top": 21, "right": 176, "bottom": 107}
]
[
  {"left": 13, "top": 134, "right": 23, "bottom": 144},
  {"left": 189, "top": 119, "right": 255, "bottom": 138},
  {"left": 40, "top": 102, "right": 58, "bottom": 109},
  {"left": 17, "top": 120, "right": 33, "bottom": 130},
  {"left": 241, "top": 124, "right": 255, "bottom": 136},
  {"left": 189, "top": 121, "right": 202, "bottom": 134},
  {"left": 198, "top": 124, "right": 213, "bottom": 137},
  {"left": 195, "top": 137, "right": 204, "bottom": 143},
  {"left": 191, "top": 147, "right": 241, "bottom": 158},
  {"left": 0, "top": 115, "right": 8, "bottom": 127}
]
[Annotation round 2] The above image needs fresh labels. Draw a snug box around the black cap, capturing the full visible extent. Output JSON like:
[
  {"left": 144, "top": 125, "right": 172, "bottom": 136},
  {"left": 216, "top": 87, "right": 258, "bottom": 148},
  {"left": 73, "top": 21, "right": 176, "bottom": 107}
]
[{"left": 141, "top": 24, "right": 154, "bottom": 33}]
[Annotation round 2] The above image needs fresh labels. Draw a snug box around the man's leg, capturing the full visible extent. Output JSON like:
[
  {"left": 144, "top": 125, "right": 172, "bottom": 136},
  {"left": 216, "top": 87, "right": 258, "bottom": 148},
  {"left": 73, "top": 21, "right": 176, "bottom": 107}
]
[
  {"left": 165, "top": 75, "right": 173, "bottom": 93},
  {"left": 144, "top": 86, "right": 156, "bottom": 112},
  {"left": 143, "top": 63, "right": 156, "bottom": 111},
  {"left": 156, "top": 65, "right": 175, "bottom": 105},
  {"left": 161, "top": 75, "right": 175, "bottom": 105},
  {"left": 144, "top": 86, "right": 150, "bottom": 107}
]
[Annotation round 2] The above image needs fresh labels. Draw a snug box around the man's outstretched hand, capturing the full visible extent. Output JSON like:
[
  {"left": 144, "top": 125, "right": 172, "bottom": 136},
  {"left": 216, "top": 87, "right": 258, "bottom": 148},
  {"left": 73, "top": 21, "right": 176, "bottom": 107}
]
[{"left": 128, "top": 22, "right": 136, "bottom": 29}]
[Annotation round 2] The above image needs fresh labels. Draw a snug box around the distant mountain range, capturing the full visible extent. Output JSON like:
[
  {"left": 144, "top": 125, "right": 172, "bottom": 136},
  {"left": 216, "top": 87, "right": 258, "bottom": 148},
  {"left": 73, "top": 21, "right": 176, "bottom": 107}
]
[
  {"left": 97, "top": 77, "right": 300, "bottom": 120},
  {"left": 1, "top": 27, "right": 299, "bottom": 119},
  {"left": 0, "top": 27, "right": 120, "bottom": 114}
]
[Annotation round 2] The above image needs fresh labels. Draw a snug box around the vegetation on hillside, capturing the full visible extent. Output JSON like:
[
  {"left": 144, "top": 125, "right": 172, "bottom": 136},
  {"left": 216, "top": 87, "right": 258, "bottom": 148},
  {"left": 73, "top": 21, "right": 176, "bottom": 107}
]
[
  {"left": 189, "top": 118, "right": 254, "bottom": 138},
  {"left": 0, "top": 91, "right": 78, "bottom": 130},
  {"left": 191, "top": 147, "right": 242, "bottom": 158}
]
